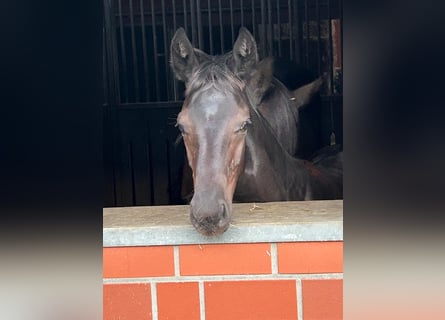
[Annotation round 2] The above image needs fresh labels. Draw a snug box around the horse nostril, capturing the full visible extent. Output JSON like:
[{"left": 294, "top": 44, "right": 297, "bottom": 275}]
[
  {"left": 220, "top": 203, "right": 228, "bottom": 220},
  {"left": 204, "top": 216, "right": 214, "bottom": 224}
]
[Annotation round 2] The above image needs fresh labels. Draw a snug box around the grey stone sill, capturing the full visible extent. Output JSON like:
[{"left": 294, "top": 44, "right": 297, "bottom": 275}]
[{"left": 103, "top": 200, "right": 343, "bottom": 247}]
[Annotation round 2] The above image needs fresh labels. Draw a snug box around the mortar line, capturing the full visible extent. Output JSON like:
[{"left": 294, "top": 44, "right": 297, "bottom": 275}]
[
  {"left": 174, "top": 245, "right": 180, "bottom": 277},
  {"left": 199, "top": 281, "right": 206, "bottom": 320},
  {"left": 271, "top": 243, "right": 278, "bottom": 274},
  {"left": 150, "top": 282, "right": 158, "bottom": 320},
  {"left": 103, "top": 273, "right": 343, "bottom": 284},
  {"left": 296, "top": 279, "right": 303, "bottom": 320}
]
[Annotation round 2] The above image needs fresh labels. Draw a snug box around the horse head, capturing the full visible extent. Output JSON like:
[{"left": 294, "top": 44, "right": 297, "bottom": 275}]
[
  {"left": 170, "top": 27, "right": 268, "bottom": 236},
  {"left": 170, "top": 27, "right": 328, "bottom": 236}
]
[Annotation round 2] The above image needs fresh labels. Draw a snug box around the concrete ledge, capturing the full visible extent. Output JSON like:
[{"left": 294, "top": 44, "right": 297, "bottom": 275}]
[{"left": 103, "top": 200, "right": 343, "bottom": 247}]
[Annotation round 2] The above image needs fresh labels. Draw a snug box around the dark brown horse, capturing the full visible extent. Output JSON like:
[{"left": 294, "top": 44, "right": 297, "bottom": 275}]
[
  {"left": 172, "top": 27, "right": 323, "bottom": 158},
  {"left": 171, "top": 28, "right": 342, "bottom": 236},
  {"left": 172, "top": 27, "right": 324, "bottom": 201}
]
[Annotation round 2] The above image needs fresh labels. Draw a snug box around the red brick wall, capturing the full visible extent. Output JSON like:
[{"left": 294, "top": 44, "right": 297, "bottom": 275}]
[{"left": 103, "top": 242, "right": 343, "bottom": 320}]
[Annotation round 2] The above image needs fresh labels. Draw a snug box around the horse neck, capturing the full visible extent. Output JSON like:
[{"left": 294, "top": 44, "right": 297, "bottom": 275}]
[
  {"left": 304, "top": 150, "right": 343, "bottom": 199},
  {"left": 241, "top": 95, "right": 311, "bottom": 200},
  {"left": 239, "top": 89, "right": 342, "bottom": 201},
  {"left": 258, "top": 79, "right": 299, "bottom": 156}
]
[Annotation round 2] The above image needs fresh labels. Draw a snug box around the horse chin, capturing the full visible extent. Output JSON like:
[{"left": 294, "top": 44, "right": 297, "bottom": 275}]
[
  {"left": 194, "top": 223, "right": 230, "bottom": 237},
  {"left": 190, "top": 210, "right": 231, "bottom": 237},
  {"left": 190, "top": 214, "right": 230, "bottom": 237},
  {"left": 189, "top": 192, "right": 233, "bottom": 236}
]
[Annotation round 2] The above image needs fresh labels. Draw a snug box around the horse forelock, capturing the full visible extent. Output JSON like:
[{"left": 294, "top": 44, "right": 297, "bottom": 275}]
[{"left": 185, "top": 60, "right": 244, "bottom": 99}]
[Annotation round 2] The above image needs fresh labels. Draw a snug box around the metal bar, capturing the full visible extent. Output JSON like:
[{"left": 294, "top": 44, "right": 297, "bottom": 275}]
[
  {"left": 251, "top": 0, "right": 256, "bottom": 37},
  {"left": 104, "top": 0, "right": 119, "bottom": 105},
  {"left": 276, "top": 0, "right": 281, "bottom": 57},
  {"left": 267, "top": 0, "right": 273, "bottom": 56},
  {"left": 316, "top": 0, "right": 321, "bottom": 75},
  {"left": 117, "top": 0, "right": 129, "bottom": 103},
  {"left": 113, "top": 101, "right": 183, "bottom": 109},
  {"left": 165, "top": 139, "right": 172, "bottom": 203},
  {"left": 113, "top": 0, "right": 241, "bottom": 21},
  {"left": 260, "top": 0, "right": 266, "bottom": 56},
  {"left": 172, "top": 0, "right": 177, "bottom": 30},
  {"left": 230, "top": 0, "right": 235, "bottom": 43},
  {"left": 327, "top": 0, "right": 334, "bottom": 95},
  {"left": 328, "top": 0, "right": 335, "bottom": 138},
  {"left": 146, "top": 121, "right": 155, "bottom": 204},
  {"left": 190, "top": 0, "right": 196, "bottom": 45},
  {"left": 304, "top": 0, "right": 309, "bottom": 67},
  {"left": 128, "top": 142, "right": 136, "bottom": 205},
  {"left": 183, "top": 0, "right": 188, "bottom": 33},
  {"left": 208, "top": 0, "right": 214, "bottom": 54},
  {"left": 197, "top": 0, "right": 203, "bottom": 49},
  {"left": 129, "top": 0, "right": 140, "bottom": 102},
  {"left": 172, "top": 0, "right": 178, "bottom": 101},
  {"left": 240, "top": 0, "right": 244, "bottom": 26},
  {"left": 161, "top": 0, "right": 170, "bottom": 100},
  {"left": 218, "top": 0, "right": 224, "bottom": 52},
  {"left": 288, "top": 0, "right": 293, "bottom": 60},
  {"left": 293, "top": 0, "right": 300, "bottom": 64},
  {"left": 140, "top": 0, "right": 151, "bottom": 101},
  {"left": 150, "top": 0, "right": 161, "bottom": 100}
]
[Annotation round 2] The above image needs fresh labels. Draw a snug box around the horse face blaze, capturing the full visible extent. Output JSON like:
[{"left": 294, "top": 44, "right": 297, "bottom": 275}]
[{"left": 178, "top": 87, "right": 249, "bottom": 236}]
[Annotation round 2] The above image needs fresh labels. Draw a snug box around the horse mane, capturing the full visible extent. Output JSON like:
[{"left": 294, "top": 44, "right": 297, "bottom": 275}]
[{"left": 185, "top": 59, "right": 245, "bottom": 98}]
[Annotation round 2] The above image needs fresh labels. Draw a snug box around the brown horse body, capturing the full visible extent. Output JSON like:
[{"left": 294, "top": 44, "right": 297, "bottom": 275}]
[
  {"left": 171, "top": 27, "right": 342, "bottom": 236},
  {"left": 176, "top": 28, "right": 324, "bottom": 202}
]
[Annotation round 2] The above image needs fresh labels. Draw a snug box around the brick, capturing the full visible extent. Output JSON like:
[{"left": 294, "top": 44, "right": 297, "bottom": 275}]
[
  {"left": 205, "top": 280, "right": 297, "bottom": 320},
  {"left": 157, "top": 282, "right": 200, "bottom": 320},
  {"left": 103, "top": 246, "right": 174, "bottom": 278},
  {"left": 103, "top": 283, "right": 152, "bottom": 320},
  {"left": 180, "top": 243, "right": 272, "bottom": 275},
  {"left": 302, "top": 279, "right": 343, "bottom": 320},
  {"left": 278, "top": 241, "right": 343, "bottom": 274}
]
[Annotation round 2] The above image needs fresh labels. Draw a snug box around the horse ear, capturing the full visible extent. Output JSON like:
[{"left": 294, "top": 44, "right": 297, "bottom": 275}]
[
  {"left": 290, "top": 74, "right": 325, "bottom": 108},
  {"left": 247, "top": 57, "right": 274, "bottom": 104},
  {"left": 170, "top": 28, "right": 198, "bottom": 82},
  {"left": 232, "top": 27, "right": 258, "bottom": 78}
]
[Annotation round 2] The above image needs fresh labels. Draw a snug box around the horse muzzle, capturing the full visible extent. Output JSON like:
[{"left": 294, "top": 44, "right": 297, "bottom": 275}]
[{"left": 190, "top": 195, "right": 231, "bottom": 236}]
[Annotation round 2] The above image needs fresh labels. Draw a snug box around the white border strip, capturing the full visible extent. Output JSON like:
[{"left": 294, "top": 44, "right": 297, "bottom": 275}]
[
  {"left": 173, "top": 246, "right": 180, "bottom": 277},
  {"left": 271, "top": 243, "right": 278, "bottom": 274},
  {"left": 150, "top": 282, "right": 158, "bottom": 320},
  {"left": 199, "top": 281, "right": 205, "bottom": 320},
  {"left": 104, "top": 273, "right": 343, "bottom": 284},
  {"left": 296, "top": 279, "right": 303, "bottom": 320}
]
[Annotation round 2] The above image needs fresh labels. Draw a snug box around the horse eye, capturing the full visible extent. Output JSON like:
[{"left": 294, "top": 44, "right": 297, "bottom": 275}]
[
  {"left": 237, "top": 119, "right": 252, "bottom": 133},
  {"left": 175, "top": 123, "right": 186, "bottom": 135}
]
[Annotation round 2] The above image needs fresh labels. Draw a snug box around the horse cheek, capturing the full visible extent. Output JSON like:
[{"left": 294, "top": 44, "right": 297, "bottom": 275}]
[
  {"left": 183, "top": 136, "right": 198, "bottom": 181},
  {"left": 225, "top": 137, "right": 246, "bottom": 199}
]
